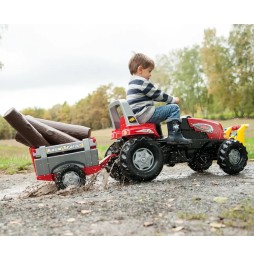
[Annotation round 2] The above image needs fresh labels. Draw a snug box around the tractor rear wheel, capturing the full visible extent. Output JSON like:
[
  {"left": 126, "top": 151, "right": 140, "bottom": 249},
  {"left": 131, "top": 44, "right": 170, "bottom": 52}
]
[
  {"left": 54, "top": 164, "right": 86, "bottom": 190},
  {"left": 105, "top": 143, "right": 130, "bottom": 183},
  {"left": 120, "top": 137, "right": 163, "bottom": 182},
  {"left": 217, "top": 139, "right": 248, "bottom": 175}
]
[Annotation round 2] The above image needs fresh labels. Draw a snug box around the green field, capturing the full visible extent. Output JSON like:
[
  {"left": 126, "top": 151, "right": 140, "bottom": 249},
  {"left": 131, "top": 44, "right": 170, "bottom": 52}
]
[
  {"left": 0, "top": 118, "right": 253, "bottom": 174},
  {"left": 0, "top": 141, "right": 32, "bottom": 174}
]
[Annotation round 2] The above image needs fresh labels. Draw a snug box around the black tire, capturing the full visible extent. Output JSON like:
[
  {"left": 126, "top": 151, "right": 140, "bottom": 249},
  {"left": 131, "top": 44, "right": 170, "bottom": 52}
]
[
  {"left": 120, "top": 137, "right": 163, "bottom": 182},
  {"left": 54, "top": 164, "right": 86, "bottom": 190},
  {"left": 217, "top": 139, "right": 248, "bottom": 175},
  {"left": 104, "top": 143, "right": 131, "bottom": 183},
  {"left": 108, "top": 157, "right": 131, "bottom": 183},
  {"left": 188, "top": 152, "right": 213, "bottom": 172},
  {"left": 104, "top": 143, "right": 119, "bottom": 173}
]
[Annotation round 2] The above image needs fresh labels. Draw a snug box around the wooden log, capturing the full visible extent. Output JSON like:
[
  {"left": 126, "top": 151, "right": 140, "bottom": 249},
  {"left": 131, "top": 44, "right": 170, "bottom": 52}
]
[
  {"left": 30, "top": 117, "right": 91, "bottom": 139},
  {"left": 26, "top": 115, "right": 79, "bottom": 145},
  {"left": 15, "top": 132, "right": 33, "bottom": 147},
  {"left": 3, "top": 108, "right": 50, "bottom": 147}
]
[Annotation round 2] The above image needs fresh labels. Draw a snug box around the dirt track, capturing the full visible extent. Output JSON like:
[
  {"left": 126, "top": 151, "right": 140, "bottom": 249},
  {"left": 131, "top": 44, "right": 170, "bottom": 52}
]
[{"left": 0, "top": 161, "right": 254, "bottom": 236}]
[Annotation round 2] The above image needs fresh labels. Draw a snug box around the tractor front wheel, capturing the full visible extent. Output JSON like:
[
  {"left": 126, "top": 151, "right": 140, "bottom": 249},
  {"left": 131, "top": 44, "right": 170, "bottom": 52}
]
[{"left": 217, "top": 139, "right": 248, "bottom": 175}]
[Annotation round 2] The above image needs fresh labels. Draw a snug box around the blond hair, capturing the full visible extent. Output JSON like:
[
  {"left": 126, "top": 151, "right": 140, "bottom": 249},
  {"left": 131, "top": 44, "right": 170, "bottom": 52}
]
[{"left": 128, "top": 53, "right": 155, "bottom": 75}]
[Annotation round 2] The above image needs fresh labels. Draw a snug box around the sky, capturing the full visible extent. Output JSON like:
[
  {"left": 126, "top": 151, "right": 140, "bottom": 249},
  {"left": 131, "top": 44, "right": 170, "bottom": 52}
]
[
  {"left": 0, "top": 0, "right": 253, "bottom": 117},
  {"left": 0, "top": 24, "right": 232, "bottom": 115}
]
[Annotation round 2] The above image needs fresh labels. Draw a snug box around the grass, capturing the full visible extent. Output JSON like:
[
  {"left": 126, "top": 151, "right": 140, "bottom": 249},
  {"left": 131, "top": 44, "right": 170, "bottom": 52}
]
[
  {"left": 0, "top": 143, "right": 32, "bottom": 174},
  {"left": 178, "top": 212, "right": 207, "bottom": 220},
  {"left": 97, "top": 145, "right": 111, "bottom": 160},
  {"left": 220, "top": 200, "right": 254, "bottom": 228},
  {"left": 91, "top": 128, "right": 113, "bottom": 159},
  {"left": 245, "top": 137, "right": 254, "bottom": 159},
  {"left": 0, "top": 118, "right": 253, "bottom": 174}
]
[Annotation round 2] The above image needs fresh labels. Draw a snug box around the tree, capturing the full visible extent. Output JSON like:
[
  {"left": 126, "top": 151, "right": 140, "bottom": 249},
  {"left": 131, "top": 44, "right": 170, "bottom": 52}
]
[
  {"left": 58, "top": 102, "right": 72, "bottom": 123},
  {"left": 72, "top": 84, "right": 114, "bottom": 129},
  {"left": 152, "top": 51, "right": 179, "bottom": 93},
  {"left": 21, "top": 107, "right": 47, "bottom": 119},
  {"left": 72, "top": 95, "right": 92, "bottom": 127},
  {"left": 0, "top": 116, "right": 15, "bottom": 139},
  {"left": 200, "top": 28, "right": 234, "bottom": 116},
  {"left": 172, "top": 45, "right": 208, "bottom": 117},
  {"left": 110, "top": 86, "right": 126, "bottom": 100},
  {"left": 200, "top": 25, "right": 254, "bottom": 118},
  {"left": 152, "top": 51, "right": 185, "bottom": 112},
  {"left": 154, "top": 47, "right": 208, "bottom": 117},
  {"left": 88, "top": 85, "right": 111, "bottom": 129},
  {"left": 228, "top": 24, "right": 254, "bottom": 117}
]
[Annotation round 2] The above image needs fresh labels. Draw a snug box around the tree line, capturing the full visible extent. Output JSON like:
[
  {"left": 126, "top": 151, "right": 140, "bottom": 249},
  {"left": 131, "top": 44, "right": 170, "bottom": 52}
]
[
  {"left": 1, "top": 24, "right": 254, "bottom": 139},
  {"left": 153, "top": 24, "right": 254, "bottom": 119},
  {"left": 0, "top": 85, "right": 126, "bottom": 139}
]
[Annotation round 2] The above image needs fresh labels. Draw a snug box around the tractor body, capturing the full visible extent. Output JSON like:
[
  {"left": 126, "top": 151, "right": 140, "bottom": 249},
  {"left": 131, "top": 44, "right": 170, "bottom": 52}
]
[{"left": 105, "top": 99, "right": 248, "bottom": 182}]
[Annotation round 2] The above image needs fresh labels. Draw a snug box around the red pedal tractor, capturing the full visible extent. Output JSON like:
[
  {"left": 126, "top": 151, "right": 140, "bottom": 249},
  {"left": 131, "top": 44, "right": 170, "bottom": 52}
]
[{"left": 105, "top": 99, "right": 248, "bottom": 183}]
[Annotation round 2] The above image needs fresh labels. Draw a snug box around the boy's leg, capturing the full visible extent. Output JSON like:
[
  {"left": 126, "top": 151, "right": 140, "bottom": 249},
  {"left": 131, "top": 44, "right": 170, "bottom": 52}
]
[
  {"left": 166, "top": 119, "right": 192, "bottom": 144},
  {"left": 148, "top": 104, "right": 191, "bottom": 144},
  {"left": 147, "top": 104, "right": 180, "bottom": 124},
  {"left": 148, "top": 104, "right": 179, "bottom": 138}
]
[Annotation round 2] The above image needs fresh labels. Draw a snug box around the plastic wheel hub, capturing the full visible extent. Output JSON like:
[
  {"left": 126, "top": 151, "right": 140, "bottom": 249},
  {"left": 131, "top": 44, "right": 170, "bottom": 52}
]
[
  {"left": 62, "top": 171, "right": 81, "bottom": 187},
  {"left": 228, "top": 149, "right": 241, "bottom": 165},
  {"left": 132, "top": 148, "right": 154, "bottom": 170}
]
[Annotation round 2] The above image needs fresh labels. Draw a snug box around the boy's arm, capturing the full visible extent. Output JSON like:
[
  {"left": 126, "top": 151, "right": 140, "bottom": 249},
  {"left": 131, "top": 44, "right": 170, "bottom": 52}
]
[{"left": 142, "top": 81, "right": 176, "bottom": 104}]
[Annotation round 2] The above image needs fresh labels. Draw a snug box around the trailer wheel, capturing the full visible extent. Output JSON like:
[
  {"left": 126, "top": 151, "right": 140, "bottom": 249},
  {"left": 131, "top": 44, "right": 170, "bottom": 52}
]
[
  {"left": 188, "top": 152, "right": 213, "bottom": 172},
  {"left": 105, "top": 143, "right": 130, "bottom": 183},
  {"left": 217, "top": 139, "right": 248, "bottom": 175},
  {"left": 54, "top": 164, "right": 86, "bottom": 190},
  {"left": 120, "top": 137, "right": 163, "bottom": 182}
]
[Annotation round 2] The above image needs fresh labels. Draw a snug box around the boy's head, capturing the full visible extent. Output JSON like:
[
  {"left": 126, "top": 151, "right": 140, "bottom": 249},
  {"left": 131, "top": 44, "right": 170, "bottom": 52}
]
[{"left": 128, "top": 53, "right": 155, "bottom": 80}]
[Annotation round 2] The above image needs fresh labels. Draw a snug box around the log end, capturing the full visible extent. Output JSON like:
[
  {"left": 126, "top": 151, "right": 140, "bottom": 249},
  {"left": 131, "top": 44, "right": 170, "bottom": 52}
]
[{"left": 3, "top": 107, "right": 18, "bottom": 118}]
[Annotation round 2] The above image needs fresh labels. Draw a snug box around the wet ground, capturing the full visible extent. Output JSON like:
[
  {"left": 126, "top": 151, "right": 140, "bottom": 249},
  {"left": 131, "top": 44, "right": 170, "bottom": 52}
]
[{"left": 0, "top": 161, "right": 254, "bottom": 236}]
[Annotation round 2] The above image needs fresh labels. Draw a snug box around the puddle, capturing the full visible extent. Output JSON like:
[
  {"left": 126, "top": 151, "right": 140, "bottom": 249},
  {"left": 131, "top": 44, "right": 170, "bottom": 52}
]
[
  {"left": 0, "top": 170, "right": 107, "bottom": 200},
  {"left": 0, "top": 173, "right": 36, "bottom": 200},
  {"left": 0, "top": 163, "right": 252, "bottom": 200}
]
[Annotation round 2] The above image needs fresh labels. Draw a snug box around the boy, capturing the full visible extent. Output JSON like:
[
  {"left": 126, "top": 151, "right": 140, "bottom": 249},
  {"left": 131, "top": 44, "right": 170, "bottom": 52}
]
[{"left": 127, "top": 52, "right": 191, "bottom": 144}]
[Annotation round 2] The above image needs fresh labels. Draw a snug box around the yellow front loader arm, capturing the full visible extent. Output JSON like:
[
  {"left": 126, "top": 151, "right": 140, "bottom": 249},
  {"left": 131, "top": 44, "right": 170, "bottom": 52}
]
[{"left": 224, "top": 124, "right": 249, "bottom": 146}]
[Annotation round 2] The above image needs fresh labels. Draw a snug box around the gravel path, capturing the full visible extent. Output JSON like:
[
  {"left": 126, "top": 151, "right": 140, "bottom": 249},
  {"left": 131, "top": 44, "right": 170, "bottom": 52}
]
[{"left": 0, "top": 161, "right": 254, "bottom": 236}]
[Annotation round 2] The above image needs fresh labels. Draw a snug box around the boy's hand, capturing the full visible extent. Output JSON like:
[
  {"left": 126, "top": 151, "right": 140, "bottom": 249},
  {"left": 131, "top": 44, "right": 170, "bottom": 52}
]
[{"left": 174, "top": 97, "right": 180, "bottom": 104}]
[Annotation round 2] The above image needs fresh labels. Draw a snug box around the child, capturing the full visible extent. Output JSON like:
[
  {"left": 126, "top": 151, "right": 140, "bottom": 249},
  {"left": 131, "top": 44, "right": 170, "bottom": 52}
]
[{"left": 127, "top": 52, "right": 191, "bottom": 144}]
